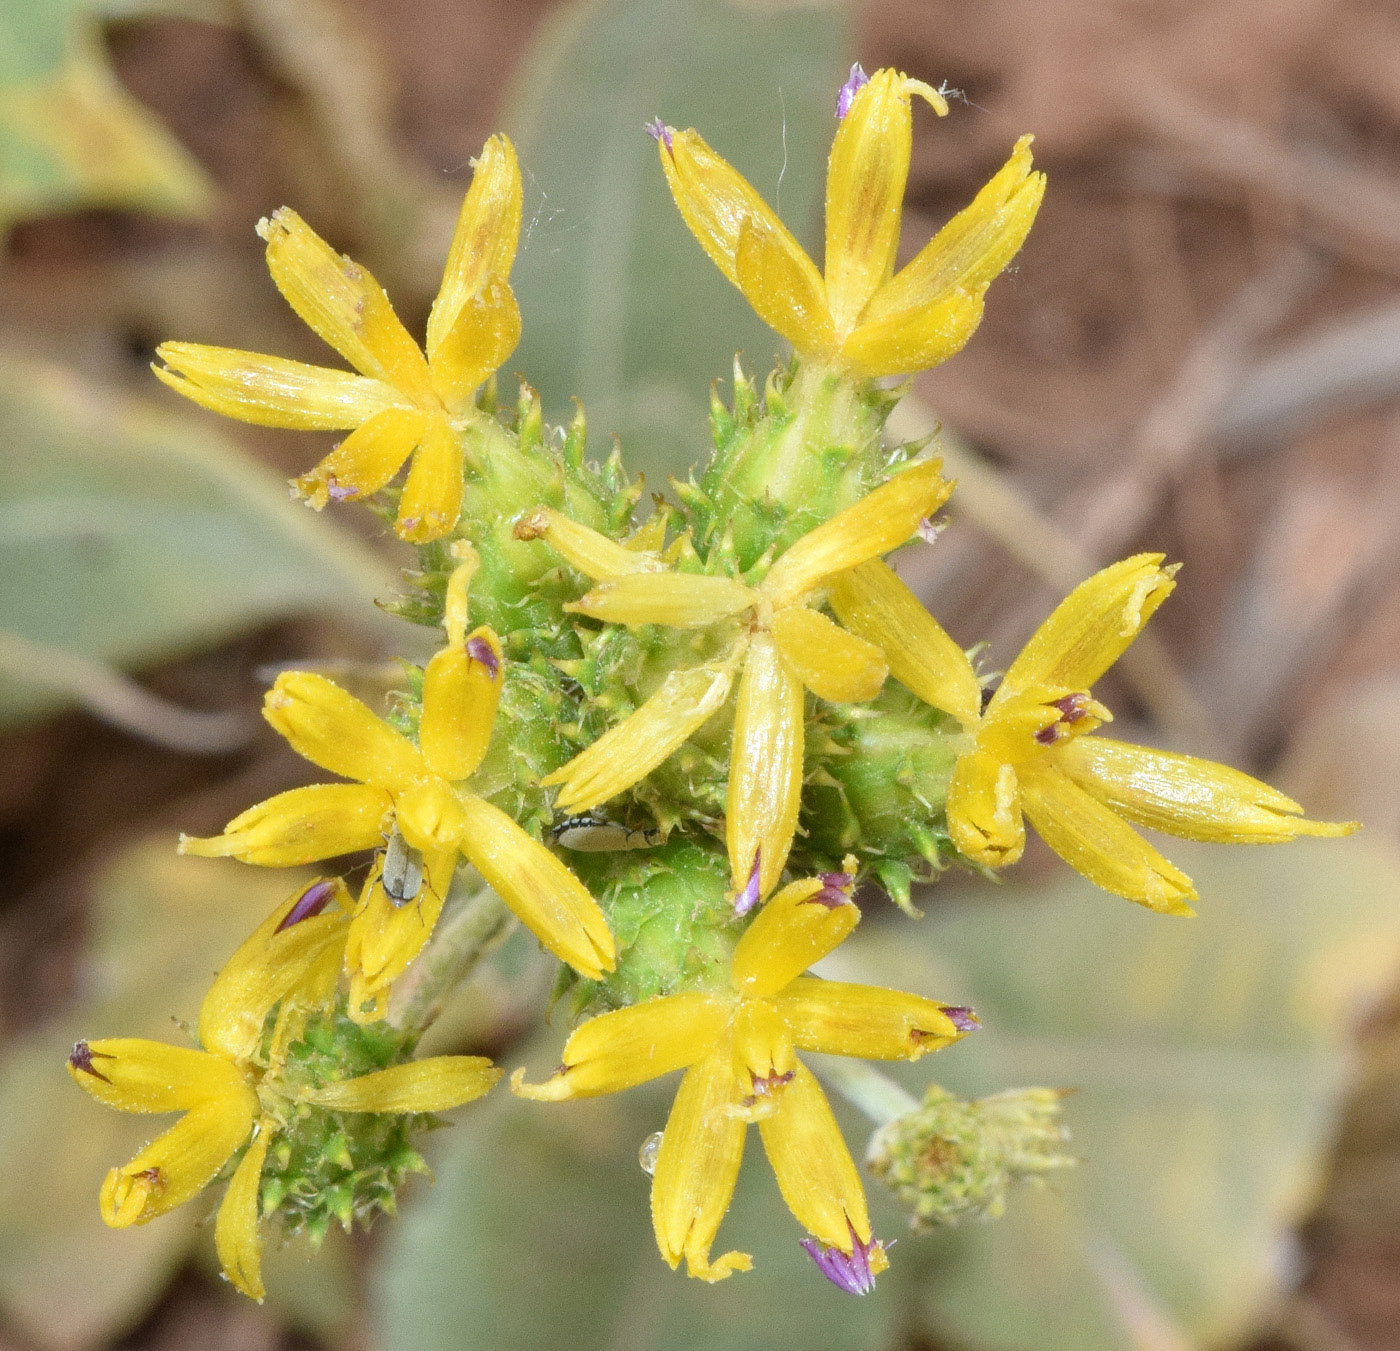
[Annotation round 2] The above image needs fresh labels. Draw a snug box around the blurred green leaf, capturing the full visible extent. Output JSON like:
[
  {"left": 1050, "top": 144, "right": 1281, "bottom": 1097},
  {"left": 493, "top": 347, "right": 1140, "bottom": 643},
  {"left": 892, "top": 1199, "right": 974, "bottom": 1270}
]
[
  {"left": 833, "top": 837, "right": 1400, "bottom": 1350},
  {"left": 0, "top": 0, "right": 217, "bottom": 233},
  {"left": 503, "top": 0, "right": 849, "bottom": 484},
  {"left": 0, "top": 355, "right": 400, "bottom": 726},
  {"left": 0, "top": 842, "right": 315, "bottom": 1351},
  {"left": 373, "top": 1061, "right": 896, "bottom": 1351}
]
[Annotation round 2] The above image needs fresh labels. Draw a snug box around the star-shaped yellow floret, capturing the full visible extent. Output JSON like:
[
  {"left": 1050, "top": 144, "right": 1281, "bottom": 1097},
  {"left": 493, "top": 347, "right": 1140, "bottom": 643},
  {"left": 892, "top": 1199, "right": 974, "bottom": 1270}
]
[
  {"left": 651, "top": 68, "right": 1044, "bottom": 378},
  {"left": 181, "top": 549, "right": 615, "bottom": 1016},
  {"left": 66, "top": 879, "right": 499, "bottom": 1300},
  {"left": 830, "top": 554, "right": 1359, "bottom": 912},
  {"left": 512, "top": 867, "right": 975, "bottom": 1284},
  {"left": 153, "top": 135, "right": 523, "bottom": 542},
  {"left": 521, "top": 458, "right": 952, "bottom": 897}
]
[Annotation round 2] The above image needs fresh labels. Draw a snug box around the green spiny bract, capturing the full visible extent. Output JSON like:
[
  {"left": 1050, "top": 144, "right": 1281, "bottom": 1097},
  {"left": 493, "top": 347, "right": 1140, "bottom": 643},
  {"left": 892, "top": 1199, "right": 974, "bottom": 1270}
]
[
  {"left": 867, "top": 1085, "right": 1075, "bottom": 1231},
  {"left": 381, "top": 357, "right": 969, "bottom": 1003},
  {"left": 257, "top": 1009, "right": 431, "bottom": 1245}
]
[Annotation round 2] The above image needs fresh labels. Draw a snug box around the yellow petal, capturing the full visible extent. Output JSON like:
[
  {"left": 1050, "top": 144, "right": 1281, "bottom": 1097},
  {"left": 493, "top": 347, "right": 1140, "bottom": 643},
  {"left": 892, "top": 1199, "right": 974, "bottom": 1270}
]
[
  {"left": 456, "top": 793, "right": 615, "bottom": 978},
  {"left": 99, "top": 1092, "right": 256, "bottom": 1227},
  {"left": 395, "top": 415, "right": 463, "bottom": 543},
  {"left": 344, "top": 867, "right": 450, "bottom": 1023},
  {"left": 828, "top": 559, "right": 982, "bottom": 727},
  {"left": 731, "top": 878, "right": 858, "bottom": 998},
  {"left": 729, "top": 998, "right": 795, "bottom": 1109},
  {"left": 300, "top": 1056, "right": 501, "bottom": 1112},
  {"left": 215, "top": 1126, "right": 271, "bottom": 1301},
  {"left": 658, "top": 126, "right": 804, "bottom": 290},
  {"left": 824, "top": 68, "right": 914, "bottom": 334},
  {"left": 760, "top": 459, "right": 953, "bottom": 608},
  {"left": 1055, "top": 737, "right": 1359, "bottom": 844},
  {"left": 769, "top": 605, "right": 887, "bottom": 704},
  {"left": 864, "top": 134, "right": 1045, "bottom": 322},
  {"left": 947, "top": 749, "right": 1024, "bottom": 867},
  {"left": 994, "top": 554, "right": 1179, "bottom": 706},
  {"left": 779, "top": 977, "right": 968, "bottom": 1059},
  {"left": 428, "top": 276, "right": 521, "bottom": 414},
  {"left": 419, "top": 627, "right": 503, "bottom": 781},
  {"left": 510, "top": 991, "right": 730, "bottom": 1100},
  {"left": 441, "top": 542, "right": 480, "bottom": 648},
  {"left": 264, "top": 671, "right": 427, "bottom": 792},
  {"left": 259, "top": 208, "right": 433, "bottom": 399},
  {"left": 513, "top": 507, "right": 662, "bottom": 580},
  {"left": 651, "top": 1052, "right": 752, "bottom": 1283},
  {"left": 153, "top": 344, "right": 407, "bottom": 430},
  {"left": 734, "top": 215, "right": 836, "bottom": 357},
  {"left": 292, "top": 407, "right": 426, "bottom": 509},
  {"left": 427, "top": 134, "right": 522, "bottom": 359},
  {"left": 178, "top": 783, "right": 390, "bottom": 867},
  {"left": 198, "top": 878, "right": 351, "bottom": 1062},
  {"left": 1018, "top": 760, "right": 1197, "bottom": 914},
  {"left": 838, "top": 283, "right": 986, "bottom": 380},
  {"left": 541, "top": 664, "right": 734, "bottom": 811},
  {"left": 757, "top": 1062, "right": 870, "bottom": 1248},
  {"left": 67, "top": 1038, "right": 247, "bottom": 1113},
  {"left": 566, "top": 572, "right": 755, "bottom": 628},
  {"left": 727, "top": 633, "right": 805, "bottom": 898}
]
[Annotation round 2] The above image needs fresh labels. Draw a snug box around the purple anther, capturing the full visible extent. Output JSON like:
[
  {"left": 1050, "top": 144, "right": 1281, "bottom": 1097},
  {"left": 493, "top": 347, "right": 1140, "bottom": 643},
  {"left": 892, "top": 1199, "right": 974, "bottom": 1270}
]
[
  {"left": 1033, "top": 692, "right": 1093, "bottom": 746},
  {"left": 812, "top": 871, "right": 855, "bottom": 909},
  {"left": 466, "top": 635, "right": 501, "bottom": 680},
  {"left": 916, "top": 515, "right": 946, "bottom": 545},
  {"left": 644, "top": 117, "right": 673, "bottom": 151},
  {"left": 835, "top": 64, "right": 870, "bottom": 120},
  {"left": 68, "top": 1040, "right": 112, "bottom": 1082},
  {"left": 275, "top": 878, "right": 339, "bottom": 932},
  {"left": 749, "top": 1069, "right": 796, "bottom": 1098},
  {"left": 940, "top": 1005, "right": 980, "bottom": 1033},
  {"left": 801, "top": 1225, "right": 886, "bottom": 1295},
  {"left": 734, "top": 851, "right": 763, "bottom": 917},
  {"left": 326, "top": 476, "right": 359, "bottom": 502}
]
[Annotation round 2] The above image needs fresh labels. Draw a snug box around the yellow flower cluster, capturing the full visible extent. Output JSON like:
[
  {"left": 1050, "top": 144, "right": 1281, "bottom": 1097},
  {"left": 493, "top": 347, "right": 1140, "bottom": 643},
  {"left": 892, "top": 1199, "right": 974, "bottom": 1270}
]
[{"left": 68, "top": 68, "right": 1356, "bottom": 1303}]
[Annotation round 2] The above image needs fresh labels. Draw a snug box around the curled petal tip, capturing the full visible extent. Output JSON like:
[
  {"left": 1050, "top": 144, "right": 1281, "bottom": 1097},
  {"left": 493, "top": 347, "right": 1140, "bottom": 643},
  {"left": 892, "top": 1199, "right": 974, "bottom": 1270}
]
[
  {"left": 644, "top": 117, "right": 673, "bottom": 151},
  {"left": 733, "top": 851, "right": 763, "bottom": 916},
  {"left": 801, "top": 1227, "right": 888, "bottom": 1294},
  {"left": 275, "top": 878, "right": 339, "bottom": 932},
  {"left": 835, "top": 63, "right": 869, "bottom": 119},
  {"left": 941, "top": 1005, "right": 979, "bottom": 1032}
]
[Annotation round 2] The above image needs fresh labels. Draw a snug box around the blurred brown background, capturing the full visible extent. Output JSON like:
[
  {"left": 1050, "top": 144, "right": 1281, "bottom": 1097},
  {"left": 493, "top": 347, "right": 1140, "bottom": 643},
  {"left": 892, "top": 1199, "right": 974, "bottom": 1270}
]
[{"left": 3, "top": 1, "right": 1400, "bottom": 1348}]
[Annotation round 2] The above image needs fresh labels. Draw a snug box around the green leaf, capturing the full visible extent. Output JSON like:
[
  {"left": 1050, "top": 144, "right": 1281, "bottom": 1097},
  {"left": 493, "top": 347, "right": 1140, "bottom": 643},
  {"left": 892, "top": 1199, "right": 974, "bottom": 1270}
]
[
  {"left": 834, "top": 837, "right": 1400, "bottom": 1350},
  {"left": 0, "top": 1, "right": 215, "bottom": 233},
  {"left": 373, "top": 1062, "right": 896, "bottom": 1351},
  {"left": 0, "top": 355, "right": 400, "bottom": 726},
  {"left": 0, "top": 842, "right": 320, "bottom": 1351},
  {"left": 502, "top": 0, "right": 850, "bottom": 485}
]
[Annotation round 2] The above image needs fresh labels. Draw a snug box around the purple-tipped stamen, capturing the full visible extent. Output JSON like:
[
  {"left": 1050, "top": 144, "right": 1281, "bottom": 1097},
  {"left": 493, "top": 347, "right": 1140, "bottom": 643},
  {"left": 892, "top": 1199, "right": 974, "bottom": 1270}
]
[
  {"left": 466, "top": 635, "right": 501, "bottom": 680},
  {"left": 275, "top": 878, "right": 339, "bottom": 932},
  {"left": 801, "top": 1224, "right": 886, "bottom": 1295},
  {"left": 749, "top": 1069, "right": 795, "bottom": 1098},
  {"left": 644, "top": 117, "right": 673, "bottom": 151},
  {"left": 69, "top": 1040, "right": 112, "bottom": 1082},
  {"left": 1033, "top": 692, "right": 1094, "bottom": 746},
  {"left": 916, "top": 515, "right": 946, "bottom": 545},
  {"left": 734, "top": 851, "right": 763, "bottom": 916},
  {"left": 326, "top": 476, "right": 359, "bottom": 502},
  {"left": 812, "top": 871, "right": 855, "bottom": 909},
  {"left": 941, "top": 1005, "right": 980, "bottom": 1033},
  {"left": 835, "top": 63, "right": 870, "bottom": 120}
]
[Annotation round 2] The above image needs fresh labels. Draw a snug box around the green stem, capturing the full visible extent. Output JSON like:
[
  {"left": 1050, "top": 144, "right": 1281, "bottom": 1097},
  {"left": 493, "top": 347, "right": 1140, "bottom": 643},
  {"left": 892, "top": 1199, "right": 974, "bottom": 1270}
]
[
  {"left": 387, "top": 869, "right": 515, "bottom": 1034},
  {"left": 815, "top": 1056, "right": 919, "bottom": 1127}
]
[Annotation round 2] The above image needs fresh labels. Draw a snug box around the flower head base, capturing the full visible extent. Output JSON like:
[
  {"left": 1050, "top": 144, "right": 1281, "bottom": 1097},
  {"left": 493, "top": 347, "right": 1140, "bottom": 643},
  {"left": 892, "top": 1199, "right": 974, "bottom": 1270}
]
[
  {"left": 512, "top": 868, "right": 974, "bottom": 1284},
  {"left": 66, "top": 879, "right": 499, "bottom": 1299},
  {"left": 652, "top": 68, "right": 1043, "bottom": 377},
  {"left": 153, "top": 136, "right": 523, "bottom": 541},
  {"left": 181, "top": 549, "right": 615, "bottom": 1017},
  {"left": 831, "top": 553, "right": 1359, "bottom": 910},
  {"left": 801, "top": 1224, "right": 889, "bottom": 1295},
  {"left": 530, "top": 458, "right": 952, "bottom": 896}
]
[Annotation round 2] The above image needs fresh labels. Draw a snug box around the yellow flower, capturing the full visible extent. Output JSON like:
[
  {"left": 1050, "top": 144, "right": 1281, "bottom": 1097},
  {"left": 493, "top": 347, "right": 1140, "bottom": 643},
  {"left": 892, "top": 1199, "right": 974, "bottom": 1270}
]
[
  {"left": 523, "top": 459, "right": 952, "bottom": 898},
  {"left": 182, "top": 551, "right": 616, "bottom": 1016},
  {"left": 830, "top": 554, "right": 1359, "bottom": 912},
  {"left": 650, "top": 66, "right": 1044, "bottom": 378},
  {"left": 153, "top": 135, "right": 523, "bottom": 542},
  {"left": 512, "top": 867, "right": 975, "bottom": 1286},
  {"left": 66, "top": 879, "right": 500, "bottom": 1300}
]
